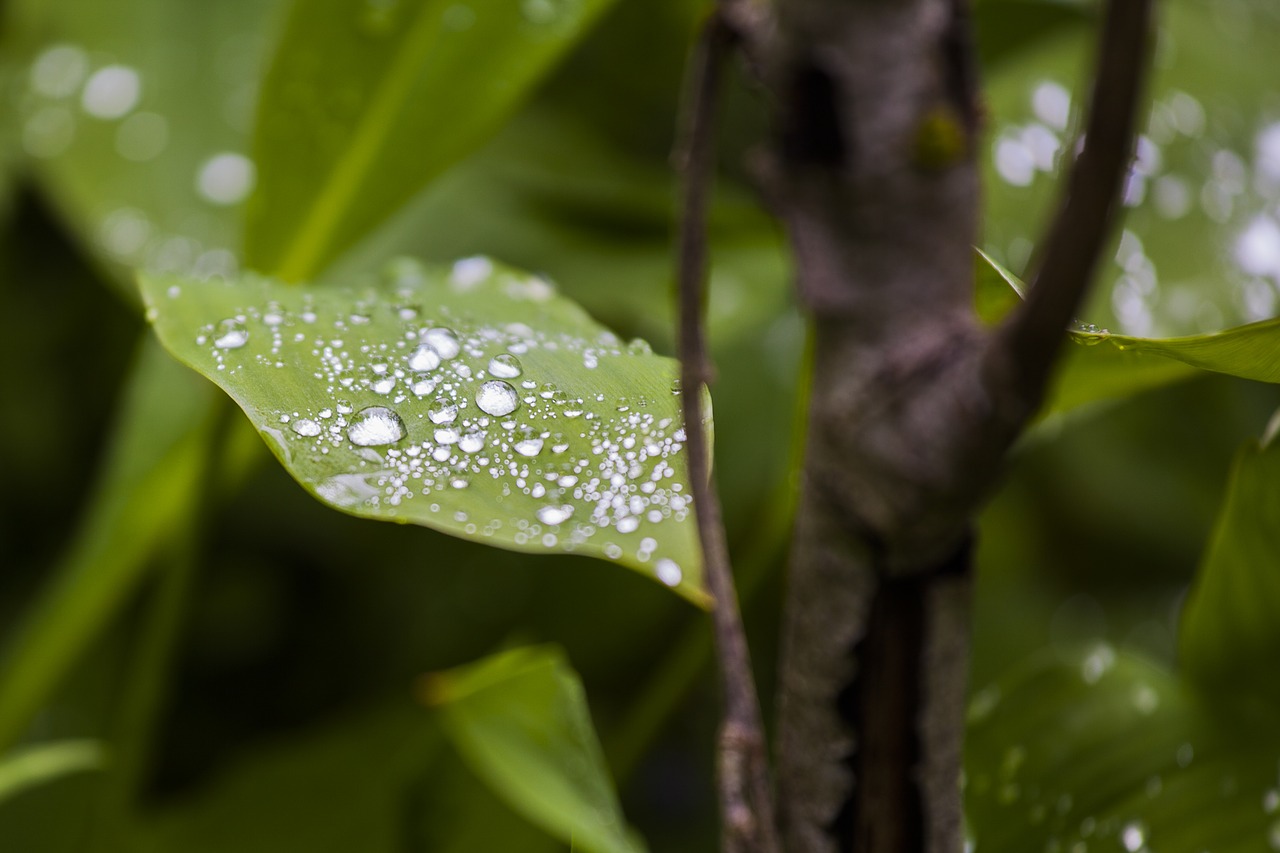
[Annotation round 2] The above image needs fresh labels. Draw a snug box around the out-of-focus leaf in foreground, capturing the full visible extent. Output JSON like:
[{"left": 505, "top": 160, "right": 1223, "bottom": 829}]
[
  {"left": 1180, "top": 427, "right": 1280, "bottom": 711},
  {"left": 966, "top": 649, "right": 1280, "bottom": 852},
  {"left": 0, "top": 741, "right": 104, "bottom": 805},
  {"left": 422, "top": 645, "right": 646, "bottom": 853},
  {"left": 246, "top": 0, "right": 617, "bottom": 281},
  {"left": 139, "top": 257, "right": 705, "bottom": 603}
]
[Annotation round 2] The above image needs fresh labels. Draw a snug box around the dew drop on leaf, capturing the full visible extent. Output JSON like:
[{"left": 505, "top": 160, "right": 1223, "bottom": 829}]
[
  {"left": 476, "top": 380, "right": 518, "bottom": 416},
  {"left": 420, "top": 327, "right": 460, "bottom": 360},
  {"left": 459, "top": 431, "right": 486, "bottom": 454},
  {"left": 488, "top": 353, "right": 523, "bottom": 378},
  {"left": 428, "top": 399, "right": 458, "bottom": 424},
  {"left": 655, "top": 558, "right": 683, "bottom": 587},
  {"left": 291, "top": 418, "right": 321, "bottom": 437},
  {"left": 213, "top": 318, "right": 248, "bottom": 349},
  {"left": 346, "top": 406, "right": 405, "bottom": 446},
  {"left": 536, "top": 505, "right": 573, "bottom": 526},
  {"left": 408, "top": 342, "right": 441, "bottom": 371},
  {"left": 514, "top": 436, "right": 544, "bottom": 457}
]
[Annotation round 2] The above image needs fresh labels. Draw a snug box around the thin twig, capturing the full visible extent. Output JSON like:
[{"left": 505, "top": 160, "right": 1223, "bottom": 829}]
[
  {"left": 993, "top": 0, "right": 1155, "bottom": 411},
  {"left": 674, "top": 13, "right": 781, "bottom": 853}
]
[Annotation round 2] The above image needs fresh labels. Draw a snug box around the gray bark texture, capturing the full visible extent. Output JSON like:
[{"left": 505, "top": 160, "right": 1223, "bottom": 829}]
[{"left": 735, "top": 0, "right": 1154, "bottom": 848}]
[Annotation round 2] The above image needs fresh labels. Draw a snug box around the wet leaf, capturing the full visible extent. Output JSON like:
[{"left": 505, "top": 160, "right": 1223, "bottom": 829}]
[
  {"left": 246, "top": 0, "right": 617, "bottom": 281},
  {"left": 422, "top": 646, "right": 645, "bottom": 853},
  {"left": 966, "top": 648, "right": 1280, "bottom": 852},
  {"left": 0, "top": 741, "right": 105, "bottom": 805},
  {"left": 1180, "top": 431, "right": 1280, "bottom": 711},
  {"left": 139, "top": 257, "right": 705, "bottom": 603}
]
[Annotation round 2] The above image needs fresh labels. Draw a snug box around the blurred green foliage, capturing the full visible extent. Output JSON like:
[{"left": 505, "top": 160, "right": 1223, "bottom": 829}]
[{"left": 3, "top": 0, "right": 1280, "bottom": 850}]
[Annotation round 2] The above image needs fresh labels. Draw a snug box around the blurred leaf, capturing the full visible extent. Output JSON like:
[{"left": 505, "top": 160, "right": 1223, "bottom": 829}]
[
  {"left": 974, "top": 0, "right": 1091, "bottom": 70},
  {"left": 0, "top": 741, "right": 104, "bottom": 805},
  {"left": 0, "top": 338, "right": 214, "bottom": 754},
  {"left": 135, "top": 704, "right": 439, "bottom": 853},
  {"left": 966, "top": 648, "right": 1280, "bottom": 852},
  {"left": 139, "top": 259, "right": 706, "bottom": 603},
  {"left": 246, "top": 0, "right": 617, "bottom": 281},
  {"left": 2, "top": 0, "right": 282, "bottom": 292},
  {"left": 1179, "top": 431, "right": 1280, "bottom": 711},
  {"left": 423, "top": 646, "right": 645, "bottom": 853},
  {"left": 976, "top": 250, "right": 1280, "bottom": 414}
]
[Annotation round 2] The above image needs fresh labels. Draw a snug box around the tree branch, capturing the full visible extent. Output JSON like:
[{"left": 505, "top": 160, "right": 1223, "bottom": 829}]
[
  {"left": 991, "top": 0, "right": 1156, "bottom": 417},
  {"left": 674, "top": 13, "right": 781, "bottom": 853}
]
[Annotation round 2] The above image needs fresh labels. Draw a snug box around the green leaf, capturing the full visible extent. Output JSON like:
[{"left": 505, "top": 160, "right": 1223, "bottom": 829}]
[
  {"left": 0, "top": 741, "right": 105, "bottom": 805},
  {"left": 0, "top": 338, "right": 215, "bottom": 754},
  {"left": 139, "top": 258, "right": 706, "bottom": 604},
  {"left": 974, "top": 250, "right": 1280, "bottom": 414},
  {"left": 423, "top": 646, "right": 645, "bottom": 853},
  {"left": 966, "top": 648, "right": 1280, "bottom": 852},
  {"left": 2, "top": 0, "right": 281, "bottom": 292},
  {"left": 1179, "top": 431, "right": 1280, "bottom": 711},
  {"left": 974, "top": 0, "right": 1091, "bottom": 70},
  {"left": 246, "top": 0, "right": 617, "bottom": 281}
]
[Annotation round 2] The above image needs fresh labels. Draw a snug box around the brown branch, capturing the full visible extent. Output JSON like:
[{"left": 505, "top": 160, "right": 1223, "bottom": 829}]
[
  {"left": 992, "top": 0, "right": 1156, "bottom": 416},
  {"left": 674, "top": 13, "right": 781, "bottom": 853}
]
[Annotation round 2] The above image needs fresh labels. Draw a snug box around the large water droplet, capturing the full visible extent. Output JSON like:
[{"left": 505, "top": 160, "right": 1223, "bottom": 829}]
[
  {"left": 476, "top": 380, "right": 518, "bottom": 416},
  {"left": 410, "top": 374, "right": 436, "bottom": 396},
  {"left": 514, "top": 436, "right": 544, "bottom": 457},
  {"left": 371, "top": 375, "right": 396, "bottom": 395},
  {"left": 291, "top": 418, "right": 321, "bottom": 437},
  {"left": 434, "top": 427, "right": 460, "bottom": 445},
  {"left": 408, "top": 342, "right": 441, "bottom": 371},
  {"left": 214, "top": 318, "right": 248, "bottom": 349},
  {"left": 421, "top": 327, "right": 460, "bottom": 360},
  {"left": 537, "top": 505, "right": 573, "bottom": 526},
  {"left": 459, "top": 431, "right": 486, "bottom": 454},
  {"left": 488, "top": 353, "right": 523, "bottom": 378},
  {"left": 428, "top": 399, "right": 458, "bottom": 424},
  {"left": 346, "top": 406, "right": 405, "bottom": 446},
  {"left": 655, "top": 559, "right": 683, "bottom": 587}
]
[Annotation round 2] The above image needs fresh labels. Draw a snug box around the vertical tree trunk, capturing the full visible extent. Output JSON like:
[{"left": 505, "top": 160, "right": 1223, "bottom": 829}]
[{"left": 761, "top": 0, "right": 989, "bottom": 850}]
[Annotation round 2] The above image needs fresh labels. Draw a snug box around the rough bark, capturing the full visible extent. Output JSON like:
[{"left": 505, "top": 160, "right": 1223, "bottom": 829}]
[{"left": 750, "top": 0, "right": 1153, "bottom": 849}]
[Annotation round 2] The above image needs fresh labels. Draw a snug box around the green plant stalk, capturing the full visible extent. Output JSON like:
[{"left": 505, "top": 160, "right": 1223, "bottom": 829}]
[{"left": 87, "top": 399, "right": 236, "bottom": 852}]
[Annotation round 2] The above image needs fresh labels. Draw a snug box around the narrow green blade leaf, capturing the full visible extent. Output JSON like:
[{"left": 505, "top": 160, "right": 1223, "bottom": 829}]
[
  {"left": 975, "top": 251, "right": 1280, "bottom": 414},
  {"left": 246, "top": 0, "right": 616, "bottom": 281},
  {"left": 139, "top": 258, "right": 705, "bottom": 603},
  {"left": 967, "top": 648, "right": 1280, "bottom": 852},
  {"left": 0, "top": 741, "right": 105, "bottom": 805},
  {"left": 0, "top": 338, "right": 214, "bottom": 754},
  {"left": 1179, "top": 432, "right": 1280, "bottom": 710},
  {"left": 423, "top": 646, "right": 645, "bottom": 853}
]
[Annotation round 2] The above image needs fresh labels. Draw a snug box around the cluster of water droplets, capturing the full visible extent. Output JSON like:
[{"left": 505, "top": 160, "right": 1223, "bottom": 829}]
[{"left": 174, "top": 256, "right": 692, "bottom": 588}]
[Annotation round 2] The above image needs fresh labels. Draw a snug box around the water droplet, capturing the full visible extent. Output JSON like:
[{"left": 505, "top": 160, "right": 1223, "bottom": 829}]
[
  {"left": 1120, "top": 820, "right": 1145, "bottom": 852},
  {"left": 451, "top": 256, "right": 493, "bottom": 287},
  {"left": 476, "top": 380, "right": 518, "bottom": 416},
  {"left": 346, "top": 406, "right": 405, "bottom": 446},
  {"left": 616, "top": 517, "right": 640, "bottom": 534},
  {"left": 213, "top": 319, "right": 248, "bottom": 349},
  {"left": 655, "top": 559, "right": 682, "bottom": 587},
  {"left": 30, "top": 44, "right": 88, "bottom": 98},
  {"left": 434, "top": 427, "right": 460, "bottom": 444},
  {"left": 291, "top": 418, "right": 321, "bottom": 437},
  {"left": 488, "top": 353, "right": 523, "bottom": 378},
  {"left": 428, "top": 399, "right": 458, "bottom": 424},
  {"left": 81, "top": 64, "right": 141, "bottom": 119},
  {"left": 514, "top": 436, "right": 544, "bottom": 457},
  {"left": 196, "top": 152, "right": 255, "bottom": 206},
  {"left": 408, "top": 342, "right": 441, "bottom": 371},
  {"left": 450, "top": 477, "right": 469, "bottom": 489},
  {"left": 626, "top": 338, "right": 652, "bottom": 355},
  {"left": 420, "top": 327, "right": 460, "bottom": 360},
  {"left": 410, "top": 374, "right": 436, "bottom": 396},
  {"left": 372, "top": 375, "right": 396, "bottom": 395},
  {"left": 459, "top": 432, "right": 486, "bottom": 453},
  {"left": 537, "top": 505, "right": 573, "bottom": 526}
]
